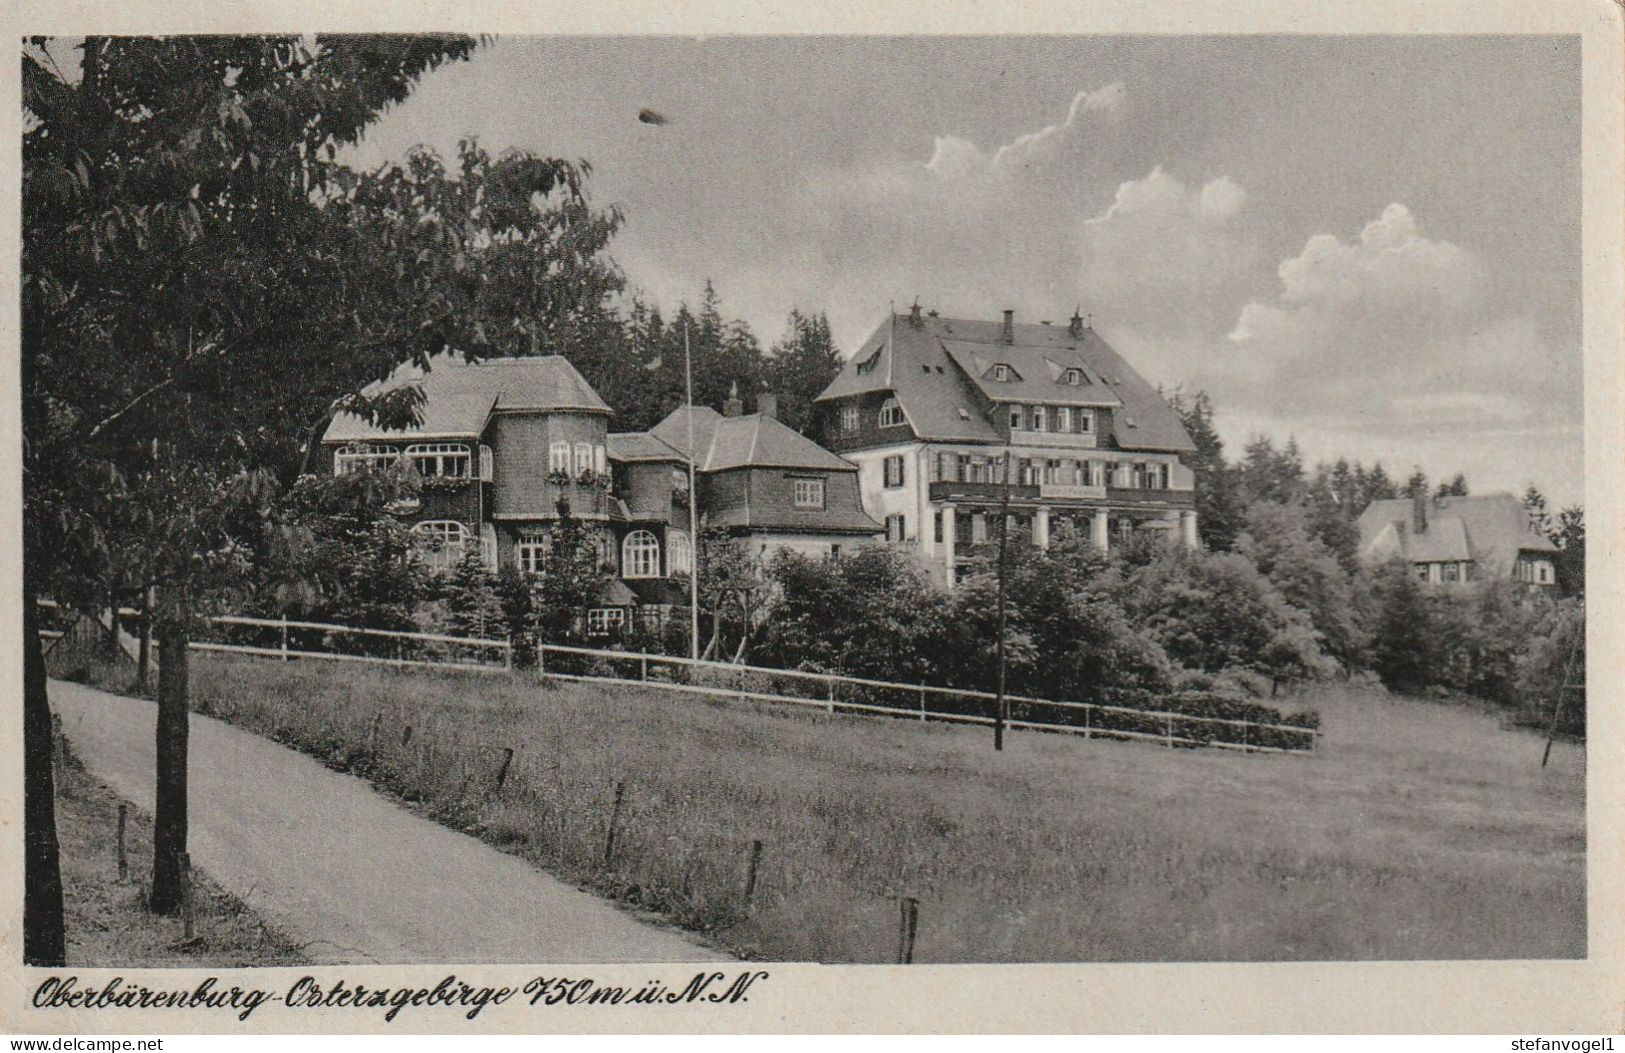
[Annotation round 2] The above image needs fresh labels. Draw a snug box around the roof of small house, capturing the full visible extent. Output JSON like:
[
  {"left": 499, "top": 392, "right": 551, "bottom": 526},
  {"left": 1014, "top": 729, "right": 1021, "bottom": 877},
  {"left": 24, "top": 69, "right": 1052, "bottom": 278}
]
[
  {"left": 1357, "top": 493, "right": 1559, "bottom": 576},
  {"left": 649, "top": 405, "right": 858, "bottom": 473},
  {"left": 323, "top": 354, "right": 610, "bottom": 443},
  {"left": 814, "top": 312, "right": 1194, "bottom": 452},
  {"left": 606, "top": 432, "right": 684, "bottom": 463}
]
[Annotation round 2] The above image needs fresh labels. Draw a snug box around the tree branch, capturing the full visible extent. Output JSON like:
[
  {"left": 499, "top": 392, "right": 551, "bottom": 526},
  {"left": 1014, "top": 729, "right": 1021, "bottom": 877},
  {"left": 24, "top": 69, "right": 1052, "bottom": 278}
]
[{"left": 83, "top": 377, "right": 176, "bottom": 444}]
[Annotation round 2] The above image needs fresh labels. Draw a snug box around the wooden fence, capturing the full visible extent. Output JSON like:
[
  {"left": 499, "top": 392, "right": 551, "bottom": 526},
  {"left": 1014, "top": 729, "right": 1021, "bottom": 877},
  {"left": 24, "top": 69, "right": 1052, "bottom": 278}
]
[
  {"left": 537, "top": 644, "right": 1318, "bottom": 754},
  {"left": 36, "top": 599, "right": 1318, "bottom": 754}
]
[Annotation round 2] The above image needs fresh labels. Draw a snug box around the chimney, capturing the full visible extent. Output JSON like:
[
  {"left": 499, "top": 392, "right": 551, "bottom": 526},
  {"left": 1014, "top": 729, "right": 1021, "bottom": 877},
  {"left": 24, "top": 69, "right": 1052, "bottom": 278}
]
[
  {"left": 757, "top": 393, "right": 778, "bottom": 420},
  {"left": 1412, "top": 489, "right": 1427, "bottom": 534},
  {"left": 723, "top": 380, "right": 743, "bottom": 418},
  {"left": 1001, "top": 309, "right": 1014, "bottom": 344},
  {"left": 909, "top": 300, "right": 923, "bottom": 326},
  {"left": 1069, "top": 307, "right": 1085, "bottom": 338}
]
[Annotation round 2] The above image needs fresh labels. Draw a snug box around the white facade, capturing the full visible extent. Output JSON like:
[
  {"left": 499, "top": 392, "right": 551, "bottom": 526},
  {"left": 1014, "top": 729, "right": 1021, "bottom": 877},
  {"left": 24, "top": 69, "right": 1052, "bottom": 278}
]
[{"left": 846, "top": 439, "right": 1197, "bottom": 587}]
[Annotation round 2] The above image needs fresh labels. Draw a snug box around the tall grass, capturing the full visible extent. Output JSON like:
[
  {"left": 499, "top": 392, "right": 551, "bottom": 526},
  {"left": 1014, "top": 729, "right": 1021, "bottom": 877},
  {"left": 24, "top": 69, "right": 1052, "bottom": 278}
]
[{"left": 181, "top": 652, "right": 1584, "bottom": 962}]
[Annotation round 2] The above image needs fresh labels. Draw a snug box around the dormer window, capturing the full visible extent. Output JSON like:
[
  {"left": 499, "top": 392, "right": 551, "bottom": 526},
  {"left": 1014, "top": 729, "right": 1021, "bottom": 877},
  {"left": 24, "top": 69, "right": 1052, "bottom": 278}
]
[
  {"left": 1064, "top": 368, "right": 1085, "bottom": 386},
  {"left": 855, "top": 345, "right": 883, "bottom": 375},
  {"left": 878, "top": 398, "right": 906, "bottom": 428},
  {"left": 993, "top": 364, "right": 1013, "bottom": 382}
]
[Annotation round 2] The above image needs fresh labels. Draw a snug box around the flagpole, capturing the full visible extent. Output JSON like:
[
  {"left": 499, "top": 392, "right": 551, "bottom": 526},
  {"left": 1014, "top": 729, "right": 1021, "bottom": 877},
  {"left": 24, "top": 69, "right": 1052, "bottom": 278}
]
[{"left": 685, "top": 320, "right": 701, "bottom": 661}]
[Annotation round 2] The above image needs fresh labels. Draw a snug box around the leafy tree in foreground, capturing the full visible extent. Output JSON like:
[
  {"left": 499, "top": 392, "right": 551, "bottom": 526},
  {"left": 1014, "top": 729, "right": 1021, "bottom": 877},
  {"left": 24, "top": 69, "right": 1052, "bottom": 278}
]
[{"left": 24, "top": 34, "right": 616, "bottom": 923}]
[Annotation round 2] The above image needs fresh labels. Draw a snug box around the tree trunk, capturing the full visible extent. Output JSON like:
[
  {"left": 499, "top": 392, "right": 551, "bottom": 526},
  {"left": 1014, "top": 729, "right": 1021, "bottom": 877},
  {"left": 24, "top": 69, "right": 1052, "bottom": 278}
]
[
  {"left": 149, "top": 617, "right": 190, "bottom": 915},
  {"left": 136, "top": 588, "right": 152, "bottom": 694},
  {"left": 23, "top": 577, "right": 66, "bottom": 965}
]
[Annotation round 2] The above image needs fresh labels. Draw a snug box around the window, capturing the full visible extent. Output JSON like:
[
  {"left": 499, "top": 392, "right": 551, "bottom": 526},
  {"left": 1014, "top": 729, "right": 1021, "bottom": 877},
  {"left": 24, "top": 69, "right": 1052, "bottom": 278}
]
[
  {"left": 993, "top": 364, "right": 1012, "bottom": 382},
  {"left": 479, "top": 445, "right": 494, "bottom": 482},
  {"left": 1064, "top": 368, "right": 1083, "bottom": 386},
  {"left": 549, "top": 442, "right": 571, "bottom": 473},
  {"left": 405, "top": 443, "right": 471, "bottom": 478},
  {"left": 574, "top": 442, "right": 594, "bottom": 477},
  {"left": 671, "top": 468, "right": 690, "bottom": 499},
  {"left": 882, "top": 455, "right": 905, "bottom": 489},
  {"left": 793, "top": 477, "right": 826, "bottom": 509},
  {"left": 594, "top": 444, "right": 608, "bottom": 476},
  {"left": 841, "top": 405, "right": 860, "bottom": 432},
  {"left": 334, "top": 443, "right": 399, "bottom": 476},
  {"left": 1536, "top": 561, "right": 1553, "bottom": 584},
  {"left": 879, "top": 398, "right": 906, "bottom": 428},
  {"left": 1443, "top": 562, "right": 1461, "bottom": 583},
  {"left": 1146, "top": 463, "right": 1169, "bottom": 490},
  {"left": 1032, "top": 406, "right": 1047, "bottom": 432},
  {"left": 586, "top": 608, "right": 626, "bottom": 637},
  {"left": 411, "top": 521, "right": 469, "bottom": 571},
  {"left": 1009, "top": 405, "right": 1024, "bottom": 430},
  {"left": 1076, "top": 409, "right": 1094, "bottom": 434},
  {"left": 934, "top": 510, "right": 944, "bottom": 544},
  {"left": 1415, "top": 563, "right": 1430, "bottom": 582},
  {"left": 885, "top": 514, "right": 906, "bottom": 543},
  {"left": 855, "top": 346, "right": 882, "bottom": 375},
  {"left": 622, "top": 529, "right": 661, "bottom": 579},
  {"left": 516, "top": 529, "right": 551, "bottom": 576},
  {"left": 1056, "top": 407, "right": 1072, "bottom": 433},
  {"left": 667, "top": 529, "right": 692, "bottom": 575}
]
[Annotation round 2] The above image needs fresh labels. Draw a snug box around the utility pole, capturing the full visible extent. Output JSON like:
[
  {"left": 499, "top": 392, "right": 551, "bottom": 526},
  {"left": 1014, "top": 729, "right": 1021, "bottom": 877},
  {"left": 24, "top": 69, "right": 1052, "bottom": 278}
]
[
  {"left": 684, "top": 320, "right": 701, "bottom": 662},
  {"left": 994, "top": 449, "right": 1011, "bottom": 751}
]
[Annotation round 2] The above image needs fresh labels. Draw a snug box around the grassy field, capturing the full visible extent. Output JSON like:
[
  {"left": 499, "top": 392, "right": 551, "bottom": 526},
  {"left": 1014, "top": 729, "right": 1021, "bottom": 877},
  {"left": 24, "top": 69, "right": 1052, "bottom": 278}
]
[
  {"left": 133, "top": 651, "right": 1583, "bottom": 963},
  {"left": 53, "top": 740, "right": 308, "bottom": 967}
]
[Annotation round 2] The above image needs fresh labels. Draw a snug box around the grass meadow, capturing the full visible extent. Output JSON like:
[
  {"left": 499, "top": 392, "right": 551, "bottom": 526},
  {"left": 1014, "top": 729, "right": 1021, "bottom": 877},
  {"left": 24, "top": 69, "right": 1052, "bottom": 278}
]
[{"left": 137, "top": 651, "right": 1583, "bottom": 962}]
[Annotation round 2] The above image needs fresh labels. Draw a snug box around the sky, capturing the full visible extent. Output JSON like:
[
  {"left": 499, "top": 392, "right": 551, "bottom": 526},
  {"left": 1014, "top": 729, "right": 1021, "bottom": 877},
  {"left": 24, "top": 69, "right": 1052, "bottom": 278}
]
[{"left": 347, "top": 35, "right": 1583, "bottom": 507}]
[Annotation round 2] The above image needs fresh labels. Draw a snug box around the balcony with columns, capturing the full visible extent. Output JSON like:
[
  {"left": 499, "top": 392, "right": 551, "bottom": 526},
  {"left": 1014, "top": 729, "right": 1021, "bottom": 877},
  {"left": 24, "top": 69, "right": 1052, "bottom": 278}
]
[{"left": 931, "top": 500, "right": 1198, "bottom": 586}]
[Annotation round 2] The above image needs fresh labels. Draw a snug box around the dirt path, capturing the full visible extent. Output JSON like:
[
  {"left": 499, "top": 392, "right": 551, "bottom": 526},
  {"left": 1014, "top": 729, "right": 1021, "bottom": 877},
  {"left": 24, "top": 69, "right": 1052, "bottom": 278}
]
[{"left": 51, "top": 680, "right": 730, "bottom": 965}]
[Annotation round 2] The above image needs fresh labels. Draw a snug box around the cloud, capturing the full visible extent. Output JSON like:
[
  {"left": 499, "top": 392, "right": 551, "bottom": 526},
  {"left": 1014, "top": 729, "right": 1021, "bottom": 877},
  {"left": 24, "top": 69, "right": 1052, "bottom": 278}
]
[
  {"left": 1075, "top": 168, "right": 1264, "bottom": 360},
  {"left": 778, "top": 88, "right": 1263, "bottom": 366},
  {"left": 1215, "top": 204, "right": 1579, "bottom": 460}
]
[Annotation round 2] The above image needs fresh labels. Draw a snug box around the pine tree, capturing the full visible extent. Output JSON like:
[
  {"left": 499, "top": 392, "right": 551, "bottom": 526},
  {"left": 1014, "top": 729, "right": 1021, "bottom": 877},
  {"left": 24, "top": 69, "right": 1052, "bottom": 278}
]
[
  {"left": 443, "top": 550, "right": 502, "bottom": 638},
  {"left": 768, "top": 308, "right": 842, "bottom": 434},
  {"left": 1166, "top": 390, "right": 1244, "bottom": 551}
]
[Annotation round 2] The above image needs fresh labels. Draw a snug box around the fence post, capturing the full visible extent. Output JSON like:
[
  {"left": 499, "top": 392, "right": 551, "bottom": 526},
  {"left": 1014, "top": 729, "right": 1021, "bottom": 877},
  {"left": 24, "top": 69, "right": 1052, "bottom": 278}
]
[
  {"left": 896, "top": 896, "right": 919, "bottom": 964},
  {"left": 1165, "top": 714, "right": 1174, "bottom": 747},
  {"left": 1241, "top": 722, "right": 1249, "bottom": 752},
  {"left": 826, "top": 678, "right": 835, "bottom": 715},
  {"left": 919, "top": 686, "right": 926, "bottom": 722},
  {"left": 1084, "top": 705, "right": 1093, "bottom": 740},
  {"left": 641, "top": 656, "right": 648, "bottom": 682},
  {"left": 280, "top": 616, "right": 289, "bottom": 662},
  {"left": 603, "top": 781, "right": 626, "bottom": 866},
  {"left": 539, "top": 646, "right": 547, "bottom": 676},
  {"left": 504, "top": 638, "right": 513, "bottom": 672},
  {"left": 116, "top": 804, "right": 128, "bottom": 882},
  {"left": 495, "top": 747, "right": 515, "bottom": 792},
  {"left": 742, "top": 839, "right": 764, "bottom": 908}
]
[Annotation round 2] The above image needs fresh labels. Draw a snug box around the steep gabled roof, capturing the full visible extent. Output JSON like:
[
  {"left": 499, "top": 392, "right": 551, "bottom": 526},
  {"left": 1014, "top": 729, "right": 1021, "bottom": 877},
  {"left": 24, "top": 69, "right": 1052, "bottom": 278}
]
[
  {"left": 815, "top": 312, "right": 1194, "bottom": 451},
  {"left": 1357, "top": 493, "right": 1558, "bottom": 575},
  {"left": 650, "top": 405, "right": 857, "bottom": 473},
  {"left": 323, "top": 353, "right": 610, "bottom": 443},
  {"left": 939, "top": 339, "right": 1122, "bottom": 409}
]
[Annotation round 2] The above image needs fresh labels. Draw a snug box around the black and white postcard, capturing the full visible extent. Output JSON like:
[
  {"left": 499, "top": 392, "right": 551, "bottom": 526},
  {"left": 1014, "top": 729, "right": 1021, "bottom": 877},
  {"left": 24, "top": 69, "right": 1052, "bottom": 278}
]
[{"left": 4, "top": 0, "right": 1622, "bottom": 1037}]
